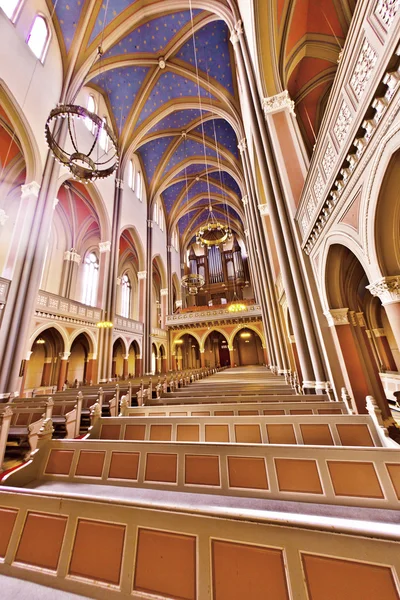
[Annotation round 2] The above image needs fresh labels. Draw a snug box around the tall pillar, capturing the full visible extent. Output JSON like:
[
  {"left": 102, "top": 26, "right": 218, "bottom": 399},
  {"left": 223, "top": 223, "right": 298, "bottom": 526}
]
[
  {"left": 123, "top": 355, "right": 129, "bottom": 380},
  {"left": 143, "top": 219, "right": 153, "bottom": 374},
  {"left": 138, "top": 271, "right": 147, "bottom": 323},
  {"left": 160, "top": 288, "right": 168, "bottom": 330},
  {"left": 367, "top": 276, "right": 400, "bottom": 351},
  {"left": 98, "top": 241, "right": 111, "bottom": 309},
  {"left": 135, "top": 356, "right": 142, "bottom": 378},
  {"left": 230, "top": 21, "right": 327, "bottom": 391},
  {"left": 372, "top": 328, "right": 397, "bottom": 371},
  {"left": 58, "top": 352, "right": 71, "bottom": 391},
  {"left": 19, "top": 350, "right": 32, "bottom": 396},
  {"left": 167, "top": 244, "right": 173, "bottom": 315},
  {"left": 85, "top": 354, "right": 97, "bottom": 384},
  {"left": 229, "top": 347, "right": 235, "bottom": 368},
  {"left": 41, "top": 358, "right": 52, "bottom": 386},
  {"left": 60, "top": 249, "right": 81, "bottom": 298}
]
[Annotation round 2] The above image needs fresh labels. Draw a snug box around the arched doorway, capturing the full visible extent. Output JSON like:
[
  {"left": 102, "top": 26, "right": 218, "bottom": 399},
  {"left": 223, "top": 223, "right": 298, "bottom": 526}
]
[
  {"left": 128, "top": 340, "right": 140, "bottom": 378},
  {"left": 232, "top": 328, "right": 264, "bottom": 366},
  {"left": 325, "top": 244, "right": 390, "bottom": 416},
  {"left": 25, "top": 328, "right": 65, "bottom": 391},
  {"left": 69, "top": 333, "right": 91, "bottom": 384},
  {"left": 175, "top": 335, "right": 200, "bottom": 370},
  {"left": 151, "top": 343, "right": 158, "bottom": 374},
  {"left": 112, "top": 338, "right": 125, "bottom": 379},
  {"left": 159, "top": 344, "right": 168, "bottom": 373},
  {"left": 203, "top": 331, "right": 229, "bottom": 368}
]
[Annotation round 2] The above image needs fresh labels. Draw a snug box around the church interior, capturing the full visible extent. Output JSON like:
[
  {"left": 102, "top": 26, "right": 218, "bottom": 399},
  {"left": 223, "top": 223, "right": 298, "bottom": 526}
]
[{"left": 0, "top": 0, "right": 400, "bottom": 597}]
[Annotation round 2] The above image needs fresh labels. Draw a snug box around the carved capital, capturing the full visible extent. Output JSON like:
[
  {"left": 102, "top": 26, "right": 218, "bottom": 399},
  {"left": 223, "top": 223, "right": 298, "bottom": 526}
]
[
  {"left": 138, "top": 271, "right": 147, "bottom": 280},
  {"left": 237, "top": 138, "right": 247, "bottom": 154},
  {"left": 262, "top": 91, "right": 295, "bottom": 117},
  {"left": 230, "top": 21, "right": 243, "bottom": 45},
  {"left": 21, "top": 181, "right": 40, "bottom": 199},
  {"left": 244, "top": 228, "right": 249, "bottom": 237},
  {"left": 355, "top": 312, "right": 367, "bottom": 328},
  {"left": 367, "top": 276, "right": 400, "bottom": 304},
  {"left": 115, "top": 178, "right": 124, "bottom": 189},
  {"left": 175, "top": 299, "right": 182, "bottom": 308},
  {"left": 64, "top": 249, "right": 81, "bottom": 264},
  {"left": 258, "top": 203, "right": 268, "bottom": 216},
  {"left": 147, "top": 219, "right": 154, "bottom": 228},
  {"left": 324, "top": 308, "right": 350, "bottom": 327},
  {"left": 160, "top": 288, "right": 168, "bottom": 297},
  {"left": 53, "top": 198, "right": 59, "bottom": 209},
  {"left": 373, "top": 328, "right": 386, "bottom": 338},
  {"left": 0, "top": 209, "right": 9, "bottom": 226},
  {"left": 60, "top": 352, "right": 71, "bottom": 360},
  {"left": 241, "top": 195, "right": 248, "bottom": 206},
  {"left": 99, "top": 241, "right": 111, "bottom": 253}
]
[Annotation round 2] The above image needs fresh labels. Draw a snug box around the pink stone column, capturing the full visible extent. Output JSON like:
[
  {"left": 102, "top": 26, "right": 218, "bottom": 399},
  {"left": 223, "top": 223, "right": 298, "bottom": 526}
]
[
  {"left": 138, "top": 271, "right": 147, "bottom": 324},
  {"left": 367, "top": 277, "right": 400, "bottom": 352},
  {"left": 160, "top": 288, "right": 168, "bottom": 330}
]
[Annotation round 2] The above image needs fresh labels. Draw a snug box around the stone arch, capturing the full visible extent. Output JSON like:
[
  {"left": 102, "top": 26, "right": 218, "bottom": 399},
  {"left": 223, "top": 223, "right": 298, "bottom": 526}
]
[
  {"left": 173, "top": 330, "right": 202, "bottom": 351},
  {"left": 201, "top": 327, "right": 230, "bottom": 351},
  {"left": 152, "top": 254, "right": 167, "bottom": 289},
  {"left": 25, "top": 326, "right": 66, "bottom": 391},
  {"left": 68, "top": 328, "right": 97, "bottom": 355},
  {"left": 229, "top": 324, "right": 265, "bottom": 348},
  {"left": 29, "top": 322, "right": 69, "bottom": 352},
  {"left": 119, "top": 225, "right": 146, "bottom": 272}
]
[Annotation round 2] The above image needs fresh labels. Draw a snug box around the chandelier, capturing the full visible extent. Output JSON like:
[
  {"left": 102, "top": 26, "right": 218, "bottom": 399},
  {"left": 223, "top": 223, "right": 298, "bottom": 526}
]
[
  {"left": 195, "top": 205, "right": 232, "bottom": 247},
  {"left": 45, "top": 104, "right": 119, "bottom": 183},
  {"left": 228, "top": 293, "right": 247, "bottom": 313},
  {"left": 181, "top": 273, "right": 205, "bottom": 295},
  {"left": 96, "top": 321, "right": 113, "bottom": 328}
]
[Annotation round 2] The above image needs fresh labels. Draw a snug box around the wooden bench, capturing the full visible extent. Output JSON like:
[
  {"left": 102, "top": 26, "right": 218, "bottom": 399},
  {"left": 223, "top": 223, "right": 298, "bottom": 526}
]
[
  {"left": 10, "top": 397, "right": 79, "bottom": 439},
  {"left": 0, "top": 406, "right": 12, "bottom": 471},
  {"left": 5, "top": 401, "right": 53, "bottom": 458}
]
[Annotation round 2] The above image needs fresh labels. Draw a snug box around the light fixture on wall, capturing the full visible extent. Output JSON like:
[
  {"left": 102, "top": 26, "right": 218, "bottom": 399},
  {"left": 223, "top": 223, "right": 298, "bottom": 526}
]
[
  {"left": 96, "top": 321, "right": 113, "bottom": 328},
  {"left": 175, "top": 339, "right": 184, "bottom": 345},
  {"left": 35, "top": 338, "right": 45, "bottom": 345}
]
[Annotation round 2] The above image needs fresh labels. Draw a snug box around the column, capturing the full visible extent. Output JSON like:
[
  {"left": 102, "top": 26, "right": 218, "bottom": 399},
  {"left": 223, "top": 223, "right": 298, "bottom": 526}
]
[
  {"left": 160, "top": 288, "right": 168, "bottom": 330},
  {"left": 161, "top": 355, "right": 168, "bottom": 374},
  {"left": 60, "top": 249, "right": 81, "bottom": 298},
  {"left": 372, "top": 328, "right": 397, "bottom": 371},
  {"left": 135, "top": 355, "right": 142, "bottom": 378},
  {"left": 85, "top": 353, "right": 97, "bottom": 384},
  {"left": 325, "top": 309, "right": 370, "bottom": 414},
  {"left": 138, "top": 271, "right": 147, "bottom": 323},
  {"left": 98, "top": 241, "right": 111, "bottom": 308},
  {"left": 58, "top": 352, "right": 71, "bottom": 391},
  {"left": 167, "top": 244, "right": 173, "bottom": 315},
  {"left": 288, "top": 335, "right": 303, "bottom": 381},
  {"left": 19, "top": 350, "right": 33, "bottom": 395},
  {"left": 143, "top": 219, "right": 153, "bottom": 374},
  {"left": 171, "top": 353, "right": 177, "bottom": 371},
  {"left": 123, "top": 355, "right": 129, "bottom": 380},
  {"left": 229, "top": 347, "right": 235, "bottom": 368},
  {"left": 231, "top": 22, "right": 327, "bottom": 391},
  {"left": 367, "top": 276, "right": 400, "bottom": 350},
  {"left": 41, "top": 358, "right": 52, "bottom": 386},
  {"left": 262, "top": 346, "right": 269, "bottom": 365}
]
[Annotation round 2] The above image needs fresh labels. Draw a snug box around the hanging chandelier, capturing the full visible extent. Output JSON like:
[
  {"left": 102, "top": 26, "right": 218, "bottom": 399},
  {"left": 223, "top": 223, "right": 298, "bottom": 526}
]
[
  {"left": 228, "top": 293, "right": 247, "bottom": 313},
  {"left": 195, "top": 205, "right": 232, "bottom": 247},
  {"left": 181, "top": 273, "right": 205, "bottom": 295},
  {"left": 45, "top": 104, "right": 119, "bottom": 183}
]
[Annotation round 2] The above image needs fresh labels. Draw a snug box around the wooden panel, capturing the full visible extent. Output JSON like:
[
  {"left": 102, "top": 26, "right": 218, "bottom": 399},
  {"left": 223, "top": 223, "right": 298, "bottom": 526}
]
[
  {"left": 100, "top": 424, "right": 121, "bottom": 440},
  {"left": 134, "top": 529, "right": 196, "bottom": 600},
  {"left": 263, "top": 410, "right": 285, "bottom": 415},
  {"left": 150, "top": 424, "right": 172, "bottom": 441},
  {"left": 151, "top": 412, "right": 166, "bottom": 417},
  {"left": 266, "top": 424, "right": 296, "bottom": 445},
  {"left": 386, "top": 464, "right": 400, "bottom": 500},
  {"left": 177, "top": 424, "right": 199, "bottom": 442},
  {"left": 0, "top": 508, "right": 18, "bottom": 558},
  {"left": 75, "top": 451, "right": 105, "bottom": 477},
  {"left": 228, "top": 457, "right": 268, "bottom": 490},
  {"left": 205, "top": 425, "right": 229, "bottom": 443},
  {"left": 336, "top": 424, "right": 375, "bottom": 447},
  {"left": 300, "top": 424, "right": 334, "bottom": 446},
  {"left": 69, "top": 519, "right": 125, "bottom": 585},
  {"left": 302, "top": 554, "right": 400, "bottom": 600},
  {"left": 108, "top": 452, "right": 139, "bottom": 480},
  {"left": 238, "top": 410, "right": 258, "bottom": 416},
  {"left": 328, "top": 461, "right": 384, "bottom": 498},
  {"left": 318, "top": 408, "right": 342, "bottom": 415},
  {"left": 215, "top": 411, "right": 234, "bottom": 416},
  {"left": 145, "top": 453, "right": 177, "bottom": 483},
  {"left": 192, "top": 411, "right": 211, "bottom": 416},
  {"left": 235, "top": 424, "right": 262, "bottom": 444},
  {"left": 174, "top": 412, "right": 188, "bottom": 416},
  {"left": 45, "top": 449, "right": 74, "bottom": 475},
  {"left": 15, "top": 513, "right": 67, "bottom": 570},
  {"left": 275, "top": 459, "right": 323, "bottom": 494},
  {"left": 290, "top": 409, "right": 313, "bottom": 415},
  {"left": 212, "top": 540, "right": 289, "bottom": 600},
  {"left": 125, "top": 424, "right": 146, "bottom": 440},
  {"left": 185, "top": 455, "right": 220, "bottom": 486}
]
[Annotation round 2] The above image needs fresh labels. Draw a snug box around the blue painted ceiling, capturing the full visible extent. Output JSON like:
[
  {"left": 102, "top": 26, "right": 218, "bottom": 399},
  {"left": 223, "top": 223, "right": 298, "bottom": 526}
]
[{"left": 51, "top": 1, "right": 243, "bottom": 238}]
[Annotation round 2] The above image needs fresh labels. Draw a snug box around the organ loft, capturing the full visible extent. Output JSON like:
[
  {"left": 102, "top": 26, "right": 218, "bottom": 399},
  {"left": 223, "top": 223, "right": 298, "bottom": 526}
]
[{"left": 0, "top": 0, "right": 400, "bottom": 598}]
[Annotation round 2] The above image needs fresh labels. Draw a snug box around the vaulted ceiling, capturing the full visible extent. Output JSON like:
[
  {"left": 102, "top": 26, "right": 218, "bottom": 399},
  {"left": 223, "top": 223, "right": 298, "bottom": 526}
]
[{"left": 48, "top": 0, "right": 245, "bottom": 242}]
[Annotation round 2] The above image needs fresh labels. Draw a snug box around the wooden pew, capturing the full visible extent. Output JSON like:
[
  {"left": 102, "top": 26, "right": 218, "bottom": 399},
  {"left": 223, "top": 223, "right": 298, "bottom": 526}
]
[
  {"left": 0, "top": 405, "right": 12, "bottom": 471},
  {"left": 6, "top": 400, "right": 53, "bottom": 458}
]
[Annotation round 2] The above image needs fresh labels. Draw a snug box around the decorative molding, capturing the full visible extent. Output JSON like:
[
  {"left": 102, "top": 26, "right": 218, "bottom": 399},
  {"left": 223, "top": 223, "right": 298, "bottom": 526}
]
[
  {"left": 355, "top": 312, "right": 367, "bottom": 327},
  {"left": 167, "top": 245, "right": 173, "bottom": 253},
  {"left": 160, "top": 288, "right": 168, "bottom": 297},
  {"left": 158, "top": 57, "right": 166, "bottom": 69},
  {"left": 258, "top": 203, "right": 268, "bottom": 216},
  {"left": 53, "top": 198, "right": 59, "bottom": 209},
  {"left": 21, "top": 181, "right": 40, "bottom": 199},
  {"left": 175, "top": 300, "right": 183, "bottom": 308},
  {"left": 63, "top": 249, "right": 81, "bottom": 264},
  {"left": 313, "top": 169, "right": 324, "bottom": 203},
  {"left": 137, "top": 271, "right": 147, "bottom": 280},
  {"left": 60, "top": 352, "right": 71, "bottom": 360},
  {"left": 241, "top": 195, "right": 248, "bottom": 206},
  {"left": 333, "top": 100, "right": 352, "bottom": 146},
  {"left": 367, "top": 276, "right": 400, "bottom": 304},
  {"left": 147, "top": 219, "right": 154, "bottom": 228},
  {"left": 99, "top": 241, "right": 111, "bottom": 253},
  {"left": 244, "top": 228, "right": 249, "bottom": 237},
  {"left": 262, "top": 90, "right": 295, "bottom": 117},
  {"left": 0, "top": 209, "right": 9, "bottom": 226},
  {"left": 322, "top": 140, "right": 336, "bottom": 179},
  {"left": 237, "top": 138, "right": 247, "bottom": 154},
  {"left": 375, "top": 0, "right": 400, "bottom": 28},
  {"left": 115, "top": 178, "right": 124, "bottom": 189},
  {"left": 324, "top": 308, "right": 350, "bottom": 327},
  {"left": 373, "top": 328, "right": 386, "bottom": 337},
  {"left": 350, "top": 38, "right": 377, "bottom": 101}
]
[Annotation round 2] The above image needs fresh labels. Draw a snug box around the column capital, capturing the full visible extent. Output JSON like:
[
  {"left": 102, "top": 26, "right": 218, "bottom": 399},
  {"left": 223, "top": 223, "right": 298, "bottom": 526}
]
[
  {"left": 367, "top": 276, "right": 400, "bottom": 305},
  {"left": 355, "top": 312, "right": 367, "bottom": 328},
  {"left": 324, "top": 308, "right": 350, "bottom": 327},
  {"left": 244, "top": 228, "right": 249, "bottom": 237},
  {"left": 262, "top": 91, "right": 296, "bottom": 117},
  {"left": 160, "top": 288, "right": 168, "bottom": 297},
  {"left": 0, "top": 209, "right": 9, "bottom": 226},
  {"left": 175, "top": 299, "right": 182, "bottom": 308},
  {"left": 241, "top": 195, "right": 248, "bottom": 206},
  {"left": 167, "top": 245, "right": 173, "bottom": 253},
  {"left": 88, "top": 353, "right": 97, "bottom": 360},
  {"left": 99, "top": 241, "right": 111, "bottom": 253},
  {"left": 147, "top": 219, "right": 154, "bottom": 228},
  {"left": 238, "top": 138, "right": 247, "bottom": 154},
  {"left": 138, "top": 271, "right": 147, "bottom": 280},
  {"left": 64, "top": 249, "right": 81, "bottom": 264},
  {"left": 258, "top": 203, "right": 268, "bottom": 216},
  {"left": 115, "top": 178, "right": 124, "bottom": 189},
  {"left": 288, "top": 334, "right": 295, "bottom": 344},
  {"left": 21, "top": 181, "right": 40, "bottom": 199},
  {"left": 373, "top": 328, "right": 386, "bottom": 337},
  {"left": 53, "top": 197, "right": 59, "bottom": 209},
  {"left": 60, "top": 352, "right": 71, "bottom": 360}
]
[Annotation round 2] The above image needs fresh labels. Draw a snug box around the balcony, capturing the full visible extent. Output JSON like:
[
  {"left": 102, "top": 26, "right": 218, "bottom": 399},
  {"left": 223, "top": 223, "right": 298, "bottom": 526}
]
[
  {"left": 36, "top": 291, "right": 101, "bottom": 325},
  {"left": 115, "top": 315, "right": 144, "bottom": 335},
  {"left": 166, "top": 303, "right": 262, "bottom": 328}
]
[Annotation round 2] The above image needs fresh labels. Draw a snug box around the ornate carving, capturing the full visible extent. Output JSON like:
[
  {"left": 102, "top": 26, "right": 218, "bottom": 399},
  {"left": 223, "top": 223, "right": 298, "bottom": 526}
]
[
  {"left": 322, "top": 140, "right": 336, "bottom": 179},
  {"left": 375, "top": 0, "right": 400, "bottom": 28},
  {"left": 64, "top": 249, "right": 81, "bottom": 264},
  {"left": 313, "top": 169, "right": 324, "bottom": 203},
  {"left": 160, "top": 288, "right": 168, "bottom": 296},
  {"left": 241, "top": 195, "right": 248, "bottom": 206},
  {"left": 333, "top": 100, "right": 352, "bottom": 146},
  {"left": 373, "top": 328, "right": 386, "bottom": 337},
  {"left": 262, "top": 90, "right": 295, "bottom": 116},
  {"left": 367, "top": 276, "right": 400, "bottom": 304},
  {"left": 306, "top": 195, "right": 316, "bottom": 218},
  {"left": 301, "top": 213, "right": 309, "bottom": 233},
  {"left": 99, "top": 241, "right": 111, "bottom": 253},
  {"left": 350, "top": 39, "right": 377, "bottom": 101},
  {"left": 237, "top": 138, "right": 247, "bottom": 154},
  {"left": 257, "top": 203, "right": 268, "bottom": 216},
  {"left": 324, "top": 308, "right": 350, "bottom": 327},
  {"left": 0, "top": 209, "right": 9, "bottom": 226},
  {"left": 137, "top": 271, "right": 147, "bottom": 280},
  {"left": 355, "top": 312, "right": 367, "bottom": 327},
  {"left": 21, "top": 181, "right": 40, "bottom": 199}
]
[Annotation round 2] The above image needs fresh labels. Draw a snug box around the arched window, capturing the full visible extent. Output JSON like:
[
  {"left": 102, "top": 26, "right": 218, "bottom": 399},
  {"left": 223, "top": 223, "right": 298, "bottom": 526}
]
[
  {"left": 82, "top": 252, "right": 99, "bottom": 307},
  {"left": 121, "top": 274, "right": 131, "bottom": 318},
  {"left": 27, "top": 15, "right": 50, "bottom": 62},
  {"left": 99, "top": 117, "right": 108, "bottom": 152},
  {"left": 159, "top": 204, "right": 164, "bottom": 231},
  {"left": 136, "top": 170, "right": 142, "bottom": 200},
  {"left": 128, "top": 159, "right": 135, "bottom": 190},
  {"left": 85, "top": 95, "right": 96, "bottom": 133},
  {"left": 1, "top": 0, "right": 21, "bottom": 20}
]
